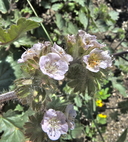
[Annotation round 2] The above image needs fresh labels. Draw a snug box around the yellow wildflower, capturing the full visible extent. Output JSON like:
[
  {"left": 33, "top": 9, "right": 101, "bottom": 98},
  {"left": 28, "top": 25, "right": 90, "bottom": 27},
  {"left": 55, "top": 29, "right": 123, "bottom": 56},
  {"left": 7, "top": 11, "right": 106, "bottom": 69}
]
[
  {"left": 96, "top": 100, "right": 104, "bottom": 107},
  {"left": 98, "top": 114, "right": 107, "bottom": 118}
]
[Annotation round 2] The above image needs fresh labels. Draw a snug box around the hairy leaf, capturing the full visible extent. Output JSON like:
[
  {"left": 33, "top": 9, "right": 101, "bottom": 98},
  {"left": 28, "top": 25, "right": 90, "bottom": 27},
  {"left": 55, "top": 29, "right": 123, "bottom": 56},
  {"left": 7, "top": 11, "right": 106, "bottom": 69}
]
[
  {"left": 0, "top": 61, "right": 16, "bottom": 91},
  {"left": 0, "top": 109, "right": 34, "bottom": 142},
  {"left": 0, "top": 48, "right": 22, "bottom": 91},
  {"left": 0, "top": 18, "right": 40, "bottom": 46},
  {"left": 62, "top": 122, "right": 84, "bottom": 140},
  {"left": 0, "top": 0, "right": 9, "bottom": 14},
  {"left": 24, "top": 113, "right": 46, "bottom": 142},
  {"left": 112, "top": 78, "right": 126, "bottom": 97},
  {"left": 109, "top": 11, "right": 119, "bottom": 21},
  {"left": 79, "top": 11, "right": 88, "bottom": 29},
  {"left": 67, "top": 22, "right": 78, "bottom": 34},
  {"left": 67, "top": 62, "right": 101, "bottom": 95},
  {"left": 55, "top": 13, "right": 65, "bottom": 30}
]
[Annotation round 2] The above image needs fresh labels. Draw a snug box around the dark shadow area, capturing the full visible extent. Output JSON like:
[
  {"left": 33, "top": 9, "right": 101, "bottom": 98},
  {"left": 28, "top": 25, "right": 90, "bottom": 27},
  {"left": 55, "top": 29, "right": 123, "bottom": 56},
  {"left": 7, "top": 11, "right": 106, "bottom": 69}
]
[{"left": 0, "top": 61, "right": 16, "bottom": 91}]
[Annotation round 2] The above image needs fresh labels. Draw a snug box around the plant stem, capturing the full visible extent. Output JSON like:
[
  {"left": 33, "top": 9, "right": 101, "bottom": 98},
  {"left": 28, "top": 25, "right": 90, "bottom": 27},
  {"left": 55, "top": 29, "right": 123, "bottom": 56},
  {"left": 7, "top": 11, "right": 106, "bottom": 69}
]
[
  {"left": 88, "top": 100, "right": 105, "bottom": 142},
  {"left": 92, "top": 117, "right": 105, "bottom": 142},
  {"left": 26, "top": 0, "right": 53, "bottom": 43},
  {"left": 0, "top": 91, "right": 17, "bottom": 103}
]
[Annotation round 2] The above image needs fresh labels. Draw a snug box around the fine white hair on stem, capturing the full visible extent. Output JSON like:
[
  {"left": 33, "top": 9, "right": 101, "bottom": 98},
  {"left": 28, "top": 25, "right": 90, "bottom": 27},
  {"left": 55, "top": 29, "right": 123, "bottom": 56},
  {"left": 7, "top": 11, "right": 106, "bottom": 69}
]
[{"left": 0, "top": 91, "right": 17, "bottom": 103}]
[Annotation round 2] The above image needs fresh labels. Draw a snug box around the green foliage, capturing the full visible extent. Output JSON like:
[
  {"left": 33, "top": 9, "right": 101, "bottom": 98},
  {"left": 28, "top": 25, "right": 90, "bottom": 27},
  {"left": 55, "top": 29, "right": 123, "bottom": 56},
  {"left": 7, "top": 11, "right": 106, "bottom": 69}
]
[
  {"left": 61, "top": 122, "right": 84, "bottom": 140},
  {"left": 0, "top": 61, "right": 15, "bottom": 91},
  {"left": 115, "top": 57, "right": 128, "bottom": 73},
  {"left": 21, "top": 7, "right": 32, "bottom": 15},
  {"left": 109, "top": 11, "right": 119, "bottom": 21},
  {"left": 0, "top": 0, "right": 9, "bottom": 14},
  {"left": 0, "top": 18, "right": 40, "bottom": 46},
  {"left": 74, "top": 95, "right": 82, "bottom": 108},
  {"left": 96, "top": 114, "right": 107, "bottom": 125},
  {"left": 116, "top": 128, "right": 128, "bottom": 142},
  {"left": 85, "top": 123, "right": 97, "bottom": 140},
  {"left": 67, "top": 62, "right": 104, "bottom": 95},
  {"left": 111, "top": 77, "right": 126, "bottom": 97},
  {"left": 47, "top": 94, "right": 68, "bottom": 111},
  {"left": 0, "top": 48, "right": 21, "bottom": 91},
  {"left": 0, "top": 0, "right": 127, "bottom": 142},
  {"left": 95, "top": 88, "right": 111, "bottom": 100},
  {"left": 118, "top": 100, "right": 128, "bottom": 114},
  {"left": 78, "top": 11, "right": 88, "bottom": 29},
  {"left": 24, "top": 113, "right": 46, "bottom": 142},
  {"left": 0, "top": 109, "right": 34, "bottom": 142}
]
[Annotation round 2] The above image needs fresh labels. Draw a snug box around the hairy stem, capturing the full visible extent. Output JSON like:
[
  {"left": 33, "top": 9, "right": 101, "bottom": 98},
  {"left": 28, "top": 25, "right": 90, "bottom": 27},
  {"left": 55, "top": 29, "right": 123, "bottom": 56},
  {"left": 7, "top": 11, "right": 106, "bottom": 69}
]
[{"left": 0, "top": 91, "right": 17, "bottom": 103}]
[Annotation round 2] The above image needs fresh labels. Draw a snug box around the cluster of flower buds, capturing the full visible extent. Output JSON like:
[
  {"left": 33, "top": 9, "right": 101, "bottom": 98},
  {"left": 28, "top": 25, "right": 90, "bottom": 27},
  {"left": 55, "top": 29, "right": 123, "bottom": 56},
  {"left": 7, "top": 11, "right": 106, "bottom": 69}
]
[{"left": 41, "top": 104, "right": 76, "bottom": 140}]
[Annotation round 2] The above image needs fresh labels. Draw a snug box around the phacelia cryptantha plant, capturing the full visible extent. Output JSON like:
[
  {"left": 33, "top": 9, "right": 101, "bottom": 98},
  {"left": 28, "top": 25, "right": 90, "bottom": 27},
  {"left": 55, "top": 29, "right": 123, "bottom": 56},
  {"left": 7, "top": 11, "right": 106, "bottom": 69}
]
[{"left": 15, "top": 30, "right": 112, "bottom": 141}]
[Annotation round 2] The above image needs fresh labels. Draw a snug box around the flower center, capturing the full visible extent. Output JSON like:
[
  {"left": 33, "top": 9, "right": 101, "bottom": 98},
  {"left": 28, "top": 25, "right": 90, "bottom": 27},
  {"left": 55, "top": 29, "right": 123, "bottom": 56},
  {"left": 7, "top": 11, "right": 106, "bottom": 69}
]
[
  {"left": 45, "top": 61, "right": 58, "bottom": 74},
  {"left": 88, "top": 53, "right": 101, "bottom": 68}
]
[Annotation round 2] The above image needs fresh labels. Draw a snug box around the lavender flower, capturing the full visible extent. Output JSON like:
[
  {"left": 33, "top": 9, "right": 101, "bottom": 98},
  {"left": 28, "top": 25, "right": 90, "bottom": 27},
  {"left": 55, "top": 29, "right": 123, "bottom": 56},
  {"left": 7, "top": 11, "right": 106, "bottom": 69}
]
[
  {"left": 31, "top": 42, "right": 44, "bottom": 55},
  {"left": 18, "top": 43, "right": 44, "bottom": 63},
  {"left": 41, "top": 109, "right": 68, "bottom": 141},
  {"left": 17, "top": 48, "right": 37, "bottom": 63},
  {"left": 83, "top": 48, "right": 112, "bottom": 72},
  {"left": 51, "top": 43, "right": 73, "bottom": 63},
  {"left": 65, "top": 104, "right": 77, "bottom": 130},
  {"left": 78, "top": 30, "right": 97, "bottom": 49},
  {"left": 39, "top": 53, "right": 69, "bottom": 80},
  {"left": 67, "top": 34, "right": 76, "bottom": 43}
]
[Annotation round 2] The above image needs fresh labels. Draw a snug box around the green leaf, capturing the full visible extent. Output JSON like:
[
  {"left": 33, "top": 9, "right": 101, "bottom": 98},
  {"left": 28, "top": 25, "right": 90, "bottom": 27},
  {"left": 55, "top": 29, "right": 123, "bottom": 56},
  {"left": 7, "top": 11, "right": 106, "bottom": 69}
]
[
  {"left": 62, "top": 122, "right": 84, "bottom": 140},
  {"left": 0, "top": 18, "right": 40, "bottom": 46},
  {"left": 28, "top": 17, "right": 43, "bottom": 23},
  {"left": 116, "top": 128, "right": 128, "bottom": 142},
  {"left": 67, "top": 63, "right": 102, "bottom": 95},
  {"left": 67, "top": 22, "right": 78, "bottom": 34},
  {"left": 0, "top": 48, "right": 23, "bottom": 91},
  {"left": 0, "top": 109, "right": 34, "bottom": 142},
  {"left": 24, "top": 113, "right": 45, "bottom": 142},
  {"left": 0, "top": 0, "right": 9, "bottom": 14},
  {"left": 68, "top": 0, "right": 85, "bottom": 6},
  {"left": 121, "top": 42, "right": 128, "bottom": 48},
  {"left": 14, "top": 104, "right": 24, "bottom": 112},
  {"left": 109, "top": 11, "right": 119, "bottom": 21},
  {"left": 51, "top": 3, "right": 64, "bottom": 11},
  {"left": 55, "top": 13, "right": 65, "bottom": 30},
  {"left": 13, "top": 36, "right": 37, "bottom": 47},
  {"left": 78, "top": 11, "right": 88, "bottom": 29},
  {"left": 74, "top": 95, "right": 82, "bottom": 107},
  {"left": 0, "top": 61, "right": 16, "bottom": 91},
  {"left": 112, "top": 82, "right": 126, "bottom": 97},
  {"left": 47, "top": 94, "right": 68, "bottom": 111}
]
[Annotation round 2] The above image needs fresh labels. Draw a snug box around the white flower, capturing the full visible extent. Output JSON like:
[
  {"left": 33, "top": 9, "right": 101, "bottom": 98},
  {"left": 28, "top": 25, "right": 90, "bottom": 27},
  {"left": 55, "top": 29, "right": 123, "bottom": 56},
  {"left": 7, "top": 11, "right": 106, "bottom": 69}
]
[
  {"left": 65, "top": 104, "right": 77, "bottom": 130},
  {"left": 78, "top": 30, "right": 97, "bottom": 49},
  {"left": 67, "top": 34, "right": 76, "bottom": 43},
  {"left": 17, "top": 43, "right": 44, "bottom": 63},
  {"left": 39, "top": 53, "right": 69, "bottom": 80},
  {"left": 51, "top": 43, "right": 73, "bottom": 63},
  {"left": 83, "top": 48, "right": 112, "bottom": 72},
  {"left": 31, "top": 42, "right": 44, "bottom": 55},
  {"left": 41, "top": 109, "right": 68, "bottom": 141},
  {"left": 17, "top": 48, "right": 37, "bottom": 63}
]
